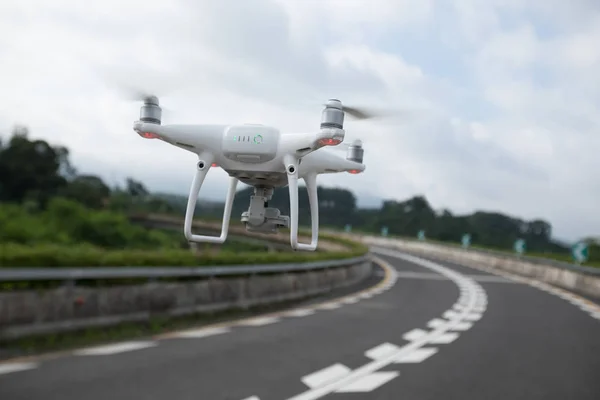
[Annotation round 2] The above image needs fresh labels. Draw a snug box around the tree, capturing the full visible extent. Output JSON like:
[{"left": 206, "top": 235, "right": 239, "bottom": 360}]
[
  {"left": 59, "top": 174, "right": 111, "bottom": 209},
  {"left": 126, "top": 177, "right": 149, "bottom": 197},
  {"left": 0, "top": 126, "right": 68, "bottom": 206}
]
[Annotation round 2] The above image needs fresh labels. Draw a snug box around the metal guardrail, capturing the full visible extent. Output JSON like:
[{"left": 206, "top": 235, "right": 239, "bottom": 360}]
[
  {"left": 0, "top": 255, "right": 370, "bottom": 282},
  {"left": 366, "top": 235, "right": 600, "bottom": 276}
]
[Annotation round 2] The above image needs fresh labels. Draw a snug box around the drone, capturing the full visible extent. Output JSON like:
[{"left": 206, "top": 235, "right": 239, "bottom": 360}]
[{"left": 132, "top": 96, "right": 368, "bottom": 251}]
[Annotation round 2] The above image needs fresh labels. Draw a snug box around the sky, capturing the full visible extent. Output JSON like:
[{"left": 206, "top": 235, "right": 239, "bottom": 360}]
[{"left": 1, "top": 0, "right": 599, "bottom": 242}]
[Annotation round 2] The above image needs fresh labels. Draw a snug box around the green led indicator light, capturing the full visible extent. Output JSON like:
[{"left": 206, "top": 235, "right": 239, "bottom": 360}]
[{"left": 232, "top": 135, "right": 262, "bottom": 143}]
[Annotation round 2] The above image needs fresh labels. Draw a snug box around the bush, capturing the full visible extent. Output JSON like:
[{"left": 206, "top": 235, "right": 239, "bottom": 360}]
[{"left": 0, "top": 198, "right": 181, "bottom": 250}]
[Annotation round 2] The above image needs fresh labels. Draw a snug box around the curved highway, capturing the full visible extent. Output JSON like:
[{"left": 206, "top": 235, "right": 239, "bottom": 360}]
[{"left": 1, "top": 247, "right": 600, "bottom": 399}]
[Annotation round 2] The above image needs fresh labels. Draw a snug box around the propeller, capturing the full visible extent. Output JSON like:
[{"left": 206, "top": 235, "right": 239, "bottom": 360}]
[
  {"left": 97, "top": 64, "right": 183, "bottom": 119},
  {"left": 120, "top": 87, "right": 163, "bottom": 103},
  {"left": 323, "top": 100, "right": 427, "bottom": 123},
  {"left": 341, "top": 105, "right": 388, "bottom": 121},
  {"left": 321, "top": 100, "right": 435, "bottom": 155},
  {"left": 115, "top": 85, "right": 176, "bottom": 120}
]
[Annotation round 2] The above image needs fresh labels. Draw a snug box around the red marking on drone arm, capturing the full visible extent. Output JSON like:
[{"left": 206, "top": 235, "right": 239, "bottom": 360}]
[{"left": 318, "top": 138, "right": 342, "bottom": 146}]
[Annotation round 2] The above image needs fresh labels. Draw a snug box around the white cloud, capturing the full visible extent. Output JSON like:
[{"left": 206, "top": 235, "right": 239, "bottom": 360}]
[{"left": 1, "top": 0, "right": 599, "bottom": 241}]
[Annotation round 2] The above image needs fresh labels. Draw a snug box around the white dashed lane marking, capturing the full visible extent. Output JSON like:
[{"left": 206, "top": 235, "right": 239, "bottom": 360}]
[
  {"left": 365, "top": 343, "right": 400, "bottom": 361},
  {"left": 403, "top": 329, "right": 428, "bottom": 342},
  {"left": 237, "top": 317, "right": 281, "bottom": 327},
  {"left": 427, "top": 318, "right": 446, "bottom": 329},
  {"left": 74, "top": 341, "right": 157, "bottom": 356},
  {"left": 301, "top": 364, "right": 352, "bottom": 389},
  {"left": 334, "top": 371, "right": 399, "bottom": 393},
  {"left": 429, "top": 332, "right": 459, "bottom": 344},
  {"left": 450, "top": 321, "right": 473, "bottom": 331},
  {"left": 395, "top": 347, "right": 438, "bottom": 363},
  {"left": 168, "top": 327, "right": 231, "bottom": 339}
]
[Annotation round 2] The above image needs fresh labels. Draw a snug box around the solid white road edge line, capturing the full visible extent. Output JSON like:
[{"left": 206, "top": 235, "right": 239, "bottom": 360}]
[
  {"left": 283, "top": 309, "right": 316, "bottom": 318},
  {"left": 0, "top": 362, "right": 39, "bottom": 376}
]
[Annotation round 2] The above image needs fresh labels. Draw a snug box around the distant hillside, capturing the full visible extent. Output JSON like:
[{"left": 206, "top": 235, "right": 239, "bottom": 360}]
[{"left": 152, "top": 185, "right": 569, "bottom": 255}]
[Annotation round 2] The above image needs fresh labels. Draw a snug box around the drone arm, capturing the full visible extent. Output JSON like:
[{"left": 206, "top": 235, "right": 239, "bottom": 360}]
[
  {"left": 297, "top": 149, "right": 366, "bottom": 175},
  {"left": 184, "top": 152, "right": 238, "bottom": 244},
  {"left": 280, "top": 131, "right": 345, "bottom": 158},
  {"left": 284, "top": 154, "right": 319, "bottom": 251},
  {"left": 134, "top": 122, "right": 226, "bottom": 155}
]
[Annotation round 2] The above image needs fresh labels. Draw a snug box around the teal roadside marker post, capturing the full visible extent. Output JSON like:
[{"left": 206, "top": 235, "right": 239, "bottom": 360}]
[
  {"left": 514, "top": 239, "right": 526, "bottom": 257},
  {"left": 571, "top": 242, "right": 589, "bottom": 264},
  {"left": 462, "top": 234, "right": 471, "bottom": 249},
  {"left": 344, "top": 224, "right": 352, "bottom": 233},
  {"left": 381, "top": 226, "right": 388, "bottom": 237},
  {"left": 418, "top": 230, "right": 426, "bottom": 241}
]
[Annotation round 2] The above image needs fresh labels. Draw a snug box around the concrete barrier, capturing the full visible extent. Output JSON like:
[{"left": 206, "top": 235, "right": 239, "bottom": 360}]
[
  {"left": 0, "top": 260, "right": 373, "bottom": 340},
  {"left": 363, "top": 236, "right": 600, "bottom": 300}
]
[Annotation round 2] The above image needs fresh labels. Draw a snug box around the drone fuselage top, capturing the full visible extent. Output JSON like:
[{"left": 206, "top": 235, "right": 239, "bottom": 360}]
[{"left": 132, "top": 98, "right": 365, "bottom": 251}]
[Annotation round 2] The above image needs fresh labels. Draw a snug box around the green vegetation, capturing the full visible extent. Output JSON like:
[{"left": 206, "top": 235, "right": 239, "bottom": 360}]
[
  {"left": 0, "top": 242, "right": 363, "bottom": 268},
  {"left": 0, "top": 198, "right": 181, "bottom": 250}
]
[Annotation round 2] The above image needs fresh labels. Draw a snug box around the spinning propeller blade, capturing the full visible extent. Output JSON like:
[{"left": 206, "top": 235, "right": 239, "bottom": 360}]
[
  {"left": 98, "top": 65, "right": 180, "bottom": 114},
  {"left": 341, "top": 105, "right": 380, "bottom": 120},
  {"left": 321, "top": 101, "right": 424, "bottom": 122}
]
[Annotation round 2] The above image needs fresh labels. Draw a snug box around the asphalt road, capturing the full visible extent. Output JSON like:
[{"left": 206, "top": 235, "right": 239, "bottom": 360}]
[{"left": 1, "top": 247, "right": 600, "bottom": 400}]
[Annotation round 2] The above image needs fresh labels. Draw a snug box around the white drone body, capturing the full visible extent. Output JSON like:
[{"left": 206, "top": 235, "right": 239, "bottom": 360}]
[{"left": 132, "top": 98, "right": 365, "bottom": 251}]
